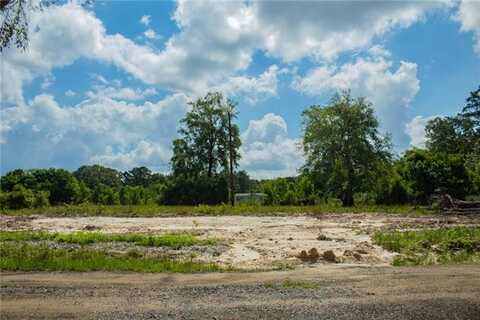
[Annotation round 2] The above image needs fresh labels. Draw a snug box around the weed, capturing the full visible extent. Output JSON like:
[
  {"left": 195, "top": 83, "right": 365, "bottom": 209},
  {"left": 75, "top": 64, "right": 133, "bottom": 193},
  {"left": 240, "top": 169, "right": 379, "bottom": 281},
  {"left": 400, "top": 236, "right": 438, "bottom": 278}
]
[
  {"left": 373, "top": 227, "right": 480, "bottom": 266},
  {"left": 0, "top": 231, "right": 218, "bottom": 248},
  {"left": 0, "top": 243, "right": 223, "bottom": 273}
]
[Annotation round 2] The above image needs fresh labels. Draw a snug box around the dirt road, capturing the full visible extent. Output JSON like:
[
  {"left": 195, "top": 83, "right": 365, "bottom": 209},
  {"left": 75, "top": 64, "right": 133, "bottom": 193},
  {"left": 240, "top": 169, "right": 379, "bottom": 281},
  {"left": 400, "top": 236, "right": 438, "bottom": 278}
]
[{"left": 1, "top": 265, "right": 480, "bottom": 319}]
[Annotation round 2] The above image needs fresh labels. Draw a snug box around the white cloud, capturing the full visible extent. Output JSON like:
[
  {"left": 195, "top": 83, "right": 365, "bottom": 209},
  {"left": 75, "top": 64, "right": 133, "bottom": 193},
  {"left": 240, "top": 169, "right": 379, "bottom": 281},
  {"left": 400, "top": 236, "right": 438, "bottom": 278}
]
[
  {"left": 253, "top": 1, "right": 446, "bottom": 61},
  {"left": 85, "top": 85, "right": 158, "bottom": 101},
  {"left": 1, "top": 94, "right": 188, "bottom": 172},
  {"left": 214, "top": 65, "right": 280, "bottom": 104},
  {"left": 405, "top": 115, "right": 439, "bottom": 148},
  {"left": 240, "top": 113, "right": 303, "bottom": 179},
  {"left": 453, "top": 0, "right": 480, "bottom": 54},
  {"left": 292, "top": 55, "right": 420, "bottom": 149},
  {"left": 2, "top": 1, "right": 447, "bottom": 106},
  {"left": 140, "top": 15, "right": 151, "bottom": 26},
  {"left": 144, "top": 29, "right": 160, "bottom": 40}
]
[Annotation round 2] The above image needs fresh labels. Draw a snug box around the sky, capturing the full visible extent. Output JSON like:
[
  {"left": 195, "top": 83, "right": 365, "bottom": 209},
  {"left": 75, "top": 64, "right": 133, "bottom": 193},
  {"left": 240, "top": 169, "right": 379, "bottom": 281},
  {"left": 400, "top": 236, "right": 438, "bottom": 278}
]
[{"left": 1, "top": 0, "right": 479, "bottom": 179}]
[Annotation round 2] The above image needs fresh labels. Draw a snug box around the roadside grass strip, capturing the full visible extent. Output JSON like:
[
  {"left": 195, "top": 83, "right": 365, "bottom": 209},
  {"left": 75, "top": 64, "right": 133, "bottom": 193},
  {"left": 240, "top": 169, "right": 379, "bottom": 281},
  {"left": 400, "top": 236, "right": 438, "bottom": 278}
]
[
  {"left": 0, "top": 231, "right": 217, "bottom": 248},
  {"left": 373, "top": 227, "right": 480, "bottom": 266},
  {"left": 0, "top": 243, "right": 223, "bottom": 272}
]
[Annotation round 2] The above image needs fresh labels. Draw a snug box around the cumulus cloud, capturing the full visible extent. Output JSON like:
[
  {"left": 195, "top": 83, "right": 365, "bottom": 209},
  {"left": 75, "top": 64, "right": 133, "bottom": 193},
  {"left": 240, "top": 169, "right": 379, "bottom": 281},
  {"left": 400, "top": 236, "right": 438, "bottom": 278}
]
[
  {"left": 405, "top": 115, "right": 439, "bottom": 148},
  {"left": 213, "top": 65, "right": 280, "bottom": 104},
  {"left": 253, "top": 1, "right": 446, "bottom": 61},
  {"left": 1, "top": 94, "right": 189, "bottom": 172},
  {"left": 0, "top": 1, "right": 456, "bottom": 176},
  {"left": 85, "top": 85, "right": 158, "bottom": 101},
  {"left": 1, "top": 1, "right": 448, "bottom": 106},
  {"left": 240, "top": 113, "right": 303, "bottom": 179},
  {"left": 292, "top": 55, "right": 420, "bottom": 149},
  {"left": 453, "top": 0, "right": 480, "bottom": 54}
]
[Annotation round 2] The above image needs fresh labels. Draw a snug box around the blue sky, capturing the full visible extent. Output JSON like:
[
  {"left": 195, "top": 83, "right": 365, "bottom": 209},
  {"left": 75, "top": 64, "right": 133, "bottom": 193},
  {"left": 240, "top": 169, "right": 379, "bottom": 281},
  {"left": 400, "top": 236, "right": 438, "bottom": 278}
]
[{"left": 1, "top": 0, "right": 479, "bottom": 178}]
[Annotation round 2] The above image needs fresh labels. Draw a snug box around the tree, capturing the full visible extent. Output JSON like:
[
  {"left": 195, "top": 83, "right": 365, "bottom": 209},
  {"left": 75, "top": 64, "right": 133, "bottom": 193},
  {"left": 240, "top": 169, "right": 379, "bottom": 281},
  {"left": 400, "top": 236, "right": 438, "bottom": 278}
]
[
  {"left": 425, "top": 116, "right": 475, "bottom": 155},
  {"left": 426, "top": 85, "right": 480, "bottom": 155},
  {"left": 123, "top": 167, "right": 153, "bottom": 187},
  {"left": 172, "top": 92, "right": 241, "bottom": 178},
  {"left": 0, "top": 0, "right": 94, "bottom": 52},
  {"left": 74, "top": 165, "right": 122, "bottom": 189},
  {"left": 169, "top": 92, "right": 241, "bottom": 205},
  {"left": 1, "top": 0, "right": 29, "bottom": 52},
  {"left": 225, "top": 99, "right": 241, "bottom": 206},
  {"left": 462, "top": 85, "right": 480, "bottom": 120},
  {"left": 302, "top": 92, "right": 391, "bottom": 206},
  {"left": 398, "top": 149, "right": 471, "bottom": 202}
]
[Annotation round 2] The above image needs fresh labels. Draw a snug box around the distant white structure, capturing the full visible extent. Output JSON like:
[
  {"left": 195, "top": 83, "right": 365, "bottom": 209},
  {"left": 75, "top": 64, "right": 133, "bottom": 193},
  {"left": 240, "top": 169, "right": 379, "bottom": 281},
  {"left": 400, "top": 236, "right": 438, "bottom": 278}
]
[{"left": 234, "top": 193, "right": 267, "bottom": 205}]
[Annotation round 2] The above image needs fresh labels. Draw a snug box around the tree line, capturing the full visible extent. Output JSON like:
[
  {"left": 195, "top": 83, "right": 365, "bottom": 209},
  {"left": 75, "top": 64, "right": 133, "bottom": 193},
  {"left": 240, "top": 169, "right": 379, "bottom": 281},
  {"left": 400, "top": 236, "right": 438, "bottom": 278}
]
[{"left": 1, "top": 86, "right": 479, "bottom": 209}]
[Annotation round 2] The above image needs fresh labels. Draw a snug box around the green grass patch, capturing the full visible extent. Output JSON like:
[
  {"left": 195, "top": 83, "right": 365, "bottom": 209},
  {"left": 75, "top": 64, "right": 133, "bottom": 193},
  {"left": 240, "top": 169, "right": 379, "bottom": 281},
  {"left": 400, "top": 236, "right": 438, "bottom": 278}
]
[
  {"left": 373, "top": 227, "right": 480, "bottom": 266},
  {"left": 0, "top": 231, "right": 217, "bottom": 248},
  {"left": 1, "top": 203, "right": 432, "bottom": 217},
  {"left": 0, "top": 242, "right": 224, "bottom": 272}
]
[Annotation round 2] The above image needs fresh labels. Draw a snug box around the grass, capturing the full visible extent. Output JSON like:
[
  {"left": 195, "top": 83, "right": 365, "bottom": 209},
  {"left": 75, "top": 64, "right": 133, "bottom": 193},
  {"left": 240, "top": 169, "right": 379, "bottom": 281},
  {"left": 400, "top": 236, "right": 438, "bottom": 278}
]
[
  {"left": 1, "top": 203, "right": 432, "bottom": 217},
  {"left": 373, "top": 227, "right": 480, "bottom": 266},
  {"left": 0, "top": 242, "right": 224, "bottom": 272},
  {"left": 0, "top": 231, "right": 217, "bottom": 248}
]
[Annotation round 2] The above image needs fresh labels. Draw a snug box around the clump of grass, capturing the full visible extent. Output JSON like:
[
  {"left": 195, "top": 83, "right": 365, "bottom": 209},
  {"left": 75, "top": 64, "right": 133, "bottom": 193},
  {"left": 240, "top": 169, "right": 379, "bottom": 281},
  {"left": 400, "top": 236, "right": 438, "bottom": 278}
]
[
  {"left": 0, "top": 231, "right": 217, "bottom": 249},
  {"left": 373, "top": 227, "right": 480, "bottom": 266},
  {"left": 1, "top": 203, "right": 432, "bottom": 217},
  {"left": 0, "top": 243, "right": 223, "bottom": 273}
]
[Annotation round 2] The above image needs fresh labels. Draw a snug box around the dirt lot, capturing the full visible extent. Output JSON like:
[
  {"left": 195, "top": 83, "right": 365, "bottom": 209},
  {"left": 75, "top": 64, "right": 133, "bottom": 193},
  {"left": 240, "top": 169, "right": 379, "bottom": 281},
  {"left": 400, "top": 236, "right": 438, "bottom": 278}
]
[
  {"left": 1, "top": 265, "right": 480, "bottom": 319},
  {"left": 1, "top": 213, "right": 480, "bottom": 319},
  {"left": 1, "top": 213, "right": 479, "bottom": 269}
]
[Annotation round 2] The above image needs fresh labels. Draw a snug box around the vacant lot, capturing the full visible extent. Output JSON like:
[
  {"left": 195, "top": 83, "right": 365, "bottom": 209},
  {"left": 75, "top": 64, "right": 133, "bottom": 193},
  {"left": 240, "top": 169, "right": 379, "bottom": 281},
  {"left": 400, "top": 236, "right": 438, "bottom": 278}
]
[
  {"left": 1, "top": 213, "right": 479, "bottom": 269},
  {"left": 1, "top": 212, "right": 480, "bottom": 319}
]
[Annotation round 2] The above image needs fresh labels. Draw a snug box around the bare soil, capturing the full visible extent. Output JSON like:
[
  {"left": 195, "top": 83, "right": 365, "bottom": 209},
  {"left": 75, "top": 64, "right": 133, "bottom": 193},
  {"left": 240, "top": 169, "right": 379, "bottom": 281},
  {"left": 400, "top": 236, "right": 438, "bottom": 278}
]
[{"left": 1, "top": 213, "right": 479, "bottom": 269}]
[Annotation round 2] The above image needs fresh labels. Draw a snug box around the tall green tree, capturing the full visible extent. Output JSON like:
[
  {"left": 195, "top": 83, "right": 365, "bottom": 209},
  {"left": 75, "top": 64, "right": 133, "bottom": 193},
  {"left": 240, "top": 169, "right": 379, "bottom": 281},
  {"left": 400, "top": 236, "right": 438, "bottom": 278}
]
[
  {"left": 302, "top": 92, "right": 391, "bottom": 206},
  {"left": 426, "top": 85, "right": 480, "bottom": 155},
  {"left": 171, "top": 92, "right": 241, "bottom": 178}
]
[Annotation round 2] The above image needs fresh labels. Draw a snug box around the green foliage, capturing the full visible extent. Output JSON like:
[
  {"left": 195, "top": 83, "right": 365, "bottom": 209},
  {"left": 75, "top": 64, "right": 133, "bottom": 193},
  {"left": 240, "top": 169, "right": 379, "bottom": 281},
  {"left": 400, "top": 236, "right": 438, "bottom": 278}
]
[
  {"left": 0, "top": 231, "right": 217, "bottom": 248},
  {"left": 164, "top": 175, "right": 228, "bottom": 205},
  {"left": 462, "top": 85, "right": 480, "bottom": 120},
  {"left": 74, "top": 165, "right": 122, "bottom": 189},
  {"left": 425, "top": 116, "right": 478, "bottom": 155},
  {"left": 123, "top": 166, "right": 165, "bottom": 187},
  {"left": 172, "top": 92, "right": 241, "bottom": 178},
  {"left": 302, "top": 91, "right": 391, "bottom": 206},
  {"left": 0, "top": 243, "right": 223, "bottom": 272},
  {"left": 398, "top": 149, "right": 471, "bottom": 202},
  {"left": 373, "top": 227, "right": 480, "bottom": 266}
]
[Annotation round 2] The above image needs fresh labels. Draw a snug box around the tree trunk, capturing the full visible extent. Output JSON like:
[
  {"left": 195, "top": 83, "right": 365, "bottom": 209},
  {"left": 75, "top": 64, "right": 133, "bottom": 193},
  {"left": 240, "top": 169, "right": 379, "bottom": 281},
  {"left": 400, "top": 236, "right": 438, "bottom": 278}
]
[
  {"left": 227, "top": 110, "right": 235, "bottom": 206},
  {"left": 342, "top": 190, "right": 354, "bottom": 207}
]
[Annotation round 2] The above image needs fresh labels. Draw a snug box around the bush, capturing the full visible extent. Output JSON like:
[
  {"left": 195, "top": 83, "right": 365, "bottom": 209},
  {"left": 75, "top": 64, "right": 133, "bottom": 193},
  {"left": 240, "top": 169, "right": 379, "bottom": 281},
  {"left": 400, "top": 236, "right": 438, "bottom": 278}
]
[
  {"left": 1, "top": 185, "right": 35, "bottom": 209},
  {"left": 33, "top": 191, "right": 50, "bottom": 208}
]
